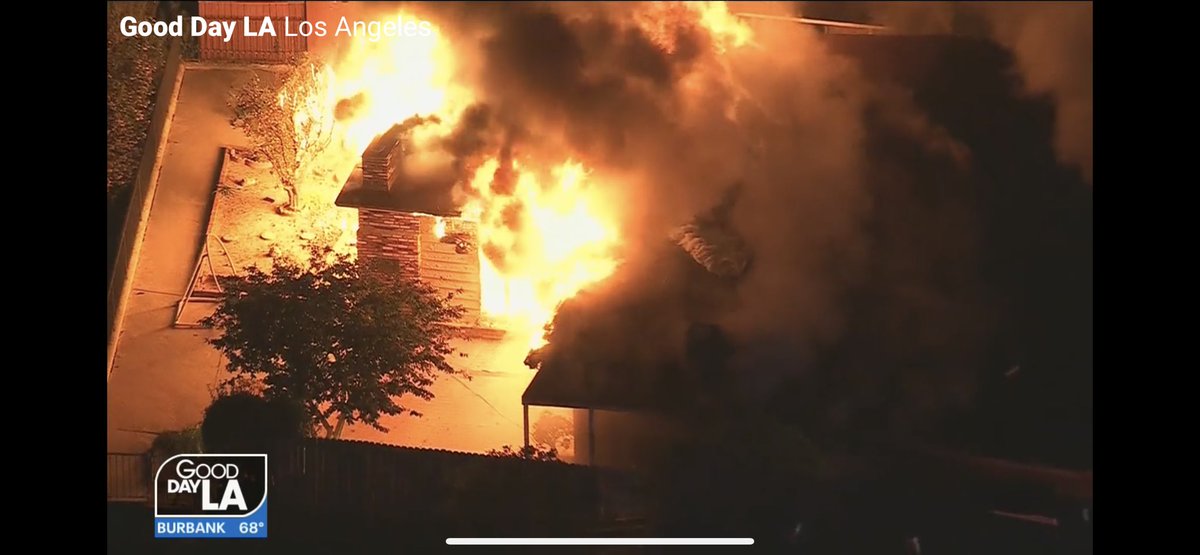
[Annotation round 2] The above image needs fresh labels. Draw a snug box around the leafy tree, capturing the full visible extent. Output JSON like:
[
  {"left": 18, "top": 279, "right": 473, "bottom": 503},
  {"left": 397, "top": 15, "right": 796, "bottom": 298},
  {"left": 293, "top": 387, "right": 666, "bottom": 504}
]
[
  {"left": 107, "top": 1, "right": 169, "bottom": 198},
  {"left": 230, "top": 54, "right": 334, "bottom": 213},
  {"left": 204, "top": 249, "right": 465, "bottom": 438},
  {"left": 201, "top": 392, "right": 308, "bottom": 453}
]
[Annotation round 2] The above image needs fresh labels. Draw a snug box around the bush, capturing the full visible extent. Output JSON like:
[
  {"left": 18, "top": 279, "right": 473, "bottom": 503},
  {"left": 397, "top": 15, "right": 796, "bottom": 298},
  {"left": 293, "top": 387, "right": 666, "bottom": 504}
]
[
  {"left": 150, "top": 426, "right": 203, "bottom": 458},
  {"left": 107, "top": 2, "right": 169, "bottom": 198},
  {"left": 201, "top": 393, "right": 308, "bottom": 453},
  {"left": 487, "top": 444, "right": 562, "bottom": 462}
]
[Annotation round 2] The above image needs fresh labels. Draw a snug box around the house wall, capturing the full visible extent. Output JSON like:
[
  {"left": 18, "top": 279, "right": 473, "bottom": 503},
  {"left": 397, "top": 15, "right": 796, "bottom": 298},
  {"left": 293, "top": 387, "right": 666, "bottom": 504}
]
[
  {"left": 573, "top": 409, "right": 689, "bottom": 470},
  {"left": 356, "top": 209, "right": 482, "bottom": 324},
  {"left": 358, "top": 209, "right": 421, "bottom": 278},
  {"left": 417, "top": 216, "right": 482, "bottom": 324}
]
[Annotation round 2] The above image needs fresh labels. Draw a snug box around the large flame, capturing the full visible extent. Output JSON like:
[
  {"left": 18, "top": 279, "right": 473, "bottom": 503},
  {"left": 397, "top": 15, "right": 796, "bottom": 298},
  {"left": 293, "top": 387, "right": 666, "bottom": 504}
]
[
  {"left": 287, "top": 3, "right": 754, "bottom": 347},
  {"left": 320, "top": 17, "right": 474, "bottom": 182},
  {"left": 465, "top": 159, "right": 620, "bottom": 347},
  {"left": 688, "top": 1, "right": 755, "bottom": 52},
  {"left": 635, "top": 1, "right": 755, "bottom": 54}
]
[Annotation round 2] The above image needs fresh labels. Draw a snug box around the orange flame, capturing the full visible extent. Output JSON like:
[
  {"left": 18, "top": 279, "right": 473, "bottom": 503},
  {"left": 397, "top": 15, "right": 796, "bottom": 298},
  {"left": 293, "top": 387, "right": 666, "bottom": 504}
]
[
  {"left": 636, "top": 1, "right": 756, "bottom": 54},
  {"left": 291, "top": 3, "right": 754, "bottom": 346},
  {"left": 464, "top": 159, "right": 619, "bottom": 347},
  {"left": 315, "top": 16, "right": 474, "bottom": 184},
  {"left": 687, "top": 1, "right": 755, "bottom": 52}
]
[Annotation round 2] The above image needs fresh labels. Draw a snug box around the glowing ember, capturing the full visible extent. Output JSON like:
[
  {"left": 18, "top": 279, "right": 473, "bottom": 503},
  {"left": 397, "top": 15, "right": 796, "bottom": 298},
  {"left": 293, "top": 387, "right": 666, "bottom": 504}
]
[{"left": 433, "top": 216, "right": 446, "bottom": 239}]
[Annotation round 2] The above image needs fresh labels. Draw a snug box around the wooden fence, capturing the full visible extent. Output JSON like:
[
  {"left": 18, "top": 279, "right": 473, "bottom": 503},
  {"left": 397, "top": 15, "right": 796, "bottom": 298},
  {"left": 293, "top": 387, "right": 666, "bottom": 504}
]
[
  {"left": 272, "top": 439, "right": 600, "bottom": 535},
  {"left": 108, "top": 439, "right": 602, "bottom": 535},
  {"left": 198, "top": 2, "right": 308, "bottom": 63}
]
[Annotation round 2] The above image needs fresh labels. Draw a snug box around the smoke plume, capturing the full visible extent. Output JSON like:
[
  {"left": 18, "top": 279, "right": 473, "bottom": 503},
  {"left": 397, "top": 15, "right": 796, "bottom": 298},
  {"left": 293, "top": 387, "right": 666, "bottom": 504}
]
[
  {"left": 399, "top": 1, "right": 998, "bottom": 439},
  {"left": 326, "top": 2, "right": 1088, "bottom": 444},
  {"left": 802, "top": 1, "right": 1093, "bottom": 184},
  {"left": 978, "top": 2, "right": 1092, "bottom": 185}
]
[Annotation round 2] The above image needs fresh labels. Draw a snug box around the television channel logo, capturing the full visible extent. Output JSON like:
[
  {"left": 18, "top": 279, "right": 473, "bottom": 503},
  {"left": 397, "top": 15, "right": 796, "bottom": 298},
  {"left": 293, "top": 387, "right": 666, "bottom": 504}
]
[{"left": 154, "top": 454, "right": 268, "bottom": 538}]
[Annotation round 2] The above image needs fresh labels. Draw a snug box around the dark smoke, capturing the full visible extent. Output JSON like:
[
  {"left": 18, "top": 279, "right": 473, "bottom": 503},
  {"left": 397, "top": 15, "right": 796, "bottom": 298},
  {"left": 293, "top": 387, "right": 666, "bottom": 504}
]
[
  {"left": 397, "top": 2, "right": 1087, "bottom": 451},
  {"left": 979, "top": 2, "right": 1092, "bottom": 185},
  {"left": 417, "top": 1, "right": 995, "bottom": 439},
  {"left": 440, "top": 102, "right": 496, "bottom": 176},
  {"left": 800, "top": 1, "right": 1093, "bottom": 185},
  {"left": 440, "top": 1, "right": 756, "bottom": 220}
]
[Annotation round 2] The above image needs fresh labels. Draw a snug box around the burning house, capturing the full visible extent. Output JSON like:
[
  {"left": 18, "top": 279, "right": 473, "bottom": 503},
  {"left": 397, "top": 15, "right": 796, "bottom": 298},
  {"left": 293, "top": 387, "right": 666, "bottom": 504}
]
[
  {"left": 521, "top": 184, "right": 754, "bottom": 467},
  {"left": 509, "top": 26, "right": 1092, "bottom": 543},
  {"left": 321, "top": 2, "right": 1087, "bottom": 491},
  {"left": 335, "top": 119, "right": 484, "bottom": 327},
  {"left": 519, "top": 28, "right": 1092, "bottom": 479}
]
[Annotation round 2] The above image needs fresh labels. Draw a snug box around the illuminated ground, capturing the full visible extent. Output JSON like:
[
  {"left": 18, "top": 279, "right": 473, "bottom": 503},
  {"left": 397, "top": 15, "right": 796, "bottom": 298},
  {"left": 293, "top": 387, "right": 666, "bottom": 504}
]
[
  {"left": 107, "top": 65, "right": 562, "bottom": 458},
  {"left": 107, "top": 67, "right": 251, "bottom": 453},
  {"left": 208, "top": 148, "right": 357, "bottom": 276}
]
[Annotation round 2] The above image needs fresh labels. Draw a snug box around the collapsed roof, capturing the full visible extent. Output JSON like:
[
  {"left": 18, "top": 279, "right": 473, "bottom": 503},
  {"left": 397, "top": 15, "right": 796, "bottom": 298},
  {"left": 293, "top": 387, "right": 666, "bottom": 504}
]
[{"left": 524, "top": 185, "right": 751, "bottom": 413}]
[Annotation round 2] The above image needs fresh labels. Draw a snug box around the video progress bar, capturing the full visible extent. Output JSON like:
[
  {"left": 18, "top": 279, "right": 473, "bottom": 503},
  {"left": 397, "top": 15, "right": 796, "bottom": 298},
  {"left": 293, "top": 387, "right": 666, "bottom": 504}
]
[{"left": 447, "top": 538, "right": 755, "bottom": 546}]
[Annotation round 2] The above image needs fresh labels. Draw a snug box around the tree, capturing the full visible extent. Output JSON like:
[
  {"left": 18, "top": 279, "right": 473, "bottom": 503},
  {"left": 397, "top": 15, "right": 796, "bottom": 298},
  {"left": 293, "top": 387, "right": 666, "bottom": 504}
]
[
  {"left": 230, "top": 54, "right": 334, "bottom": 213},
  {"left": 201, "top": 392, "right": 308, "bottom": 453},
  {"left": 204, "top": 249, "right": 465, "bottom": 438}
]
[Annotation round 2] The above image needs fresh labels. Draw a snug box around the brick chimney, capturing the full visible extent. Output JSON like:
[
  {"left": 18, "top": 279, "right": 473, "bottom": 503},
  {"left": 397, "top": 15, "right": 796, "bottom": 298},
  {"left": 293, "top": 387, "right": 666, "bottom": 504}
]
[
  {"left": 357, "top": 124, "right": 417, "bottom": 277},
  {"left": 344, "top": 122, "right": 484, "bottom": 328},
  {"left": 362, "top": 124, "right": 406, "bottom": 190},
  {"left": 358, "top": 209, "right": 421, "bottom": 279}
]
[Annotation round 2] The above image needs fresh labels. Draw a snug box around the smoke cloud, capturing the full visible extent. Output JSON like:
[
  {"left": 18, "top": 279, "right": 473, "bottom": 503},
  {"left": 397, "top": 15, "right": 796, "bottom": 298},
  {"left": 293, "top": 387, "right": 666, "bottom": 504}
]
[
  {"left": 978, "top": 2, "right": 1092, "bottom": 185},
  {"left": 400, "top": 1, "right": 995, "bottom": 439},
  {"left": 800, "top": 1, "right": 1093, "bottom": 184},
  {"left": 456, "top": 4, "right": 877, "bottom": 337},
  {"left": 325, "top": 2, "right": 1089, "bottom": 444}
]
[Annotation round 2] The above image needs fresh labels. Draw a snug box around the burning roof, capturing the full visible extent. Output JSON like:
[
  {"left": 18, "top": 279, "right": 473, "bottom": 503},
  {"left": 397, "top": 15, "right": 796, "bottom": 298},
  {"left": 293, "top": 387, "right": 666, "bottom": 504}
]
[
  {"left": 334, "top": 166, "right": 462, "bottom": 217},
  {"left": 523, "top": 302, "right": 735, "bottom": 413},
  {"left": 524, "top": 189, "right": 750, "bottom": 413},
  {"left": 522, "top": 27, "right": 1091, "bottom": 437},
  {"left": 334, "top": 116, "right": 463, "bottom": 217},
  {"left": 669, "top": 184, "right": 752, "bottom": 280}
]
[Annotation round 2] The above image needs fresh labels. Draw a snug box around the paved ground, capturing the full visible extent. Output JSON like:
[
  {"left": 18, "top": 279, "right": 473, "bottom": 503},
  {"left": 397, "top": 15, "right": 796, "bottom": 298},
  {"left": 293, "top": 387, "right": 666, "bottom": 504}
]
[
  {"left": 107, "top": 66, "right": 552, "bottom": 458},
  {"left": 338, "top": 333, "right": 548, "bottom": 454},
  {"left": 108, "top": 67, "right": 252, "bottom": 453}
]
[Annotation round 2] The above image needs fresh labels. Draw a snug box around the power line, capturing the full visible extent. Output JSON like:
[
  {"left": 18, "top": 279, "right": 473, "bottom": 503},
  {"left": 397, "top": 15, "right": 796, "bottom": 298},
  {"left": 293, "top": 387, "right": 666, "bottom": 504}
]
[{"left": 733, "top": 12, "right": 889, "bottom": 33}]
